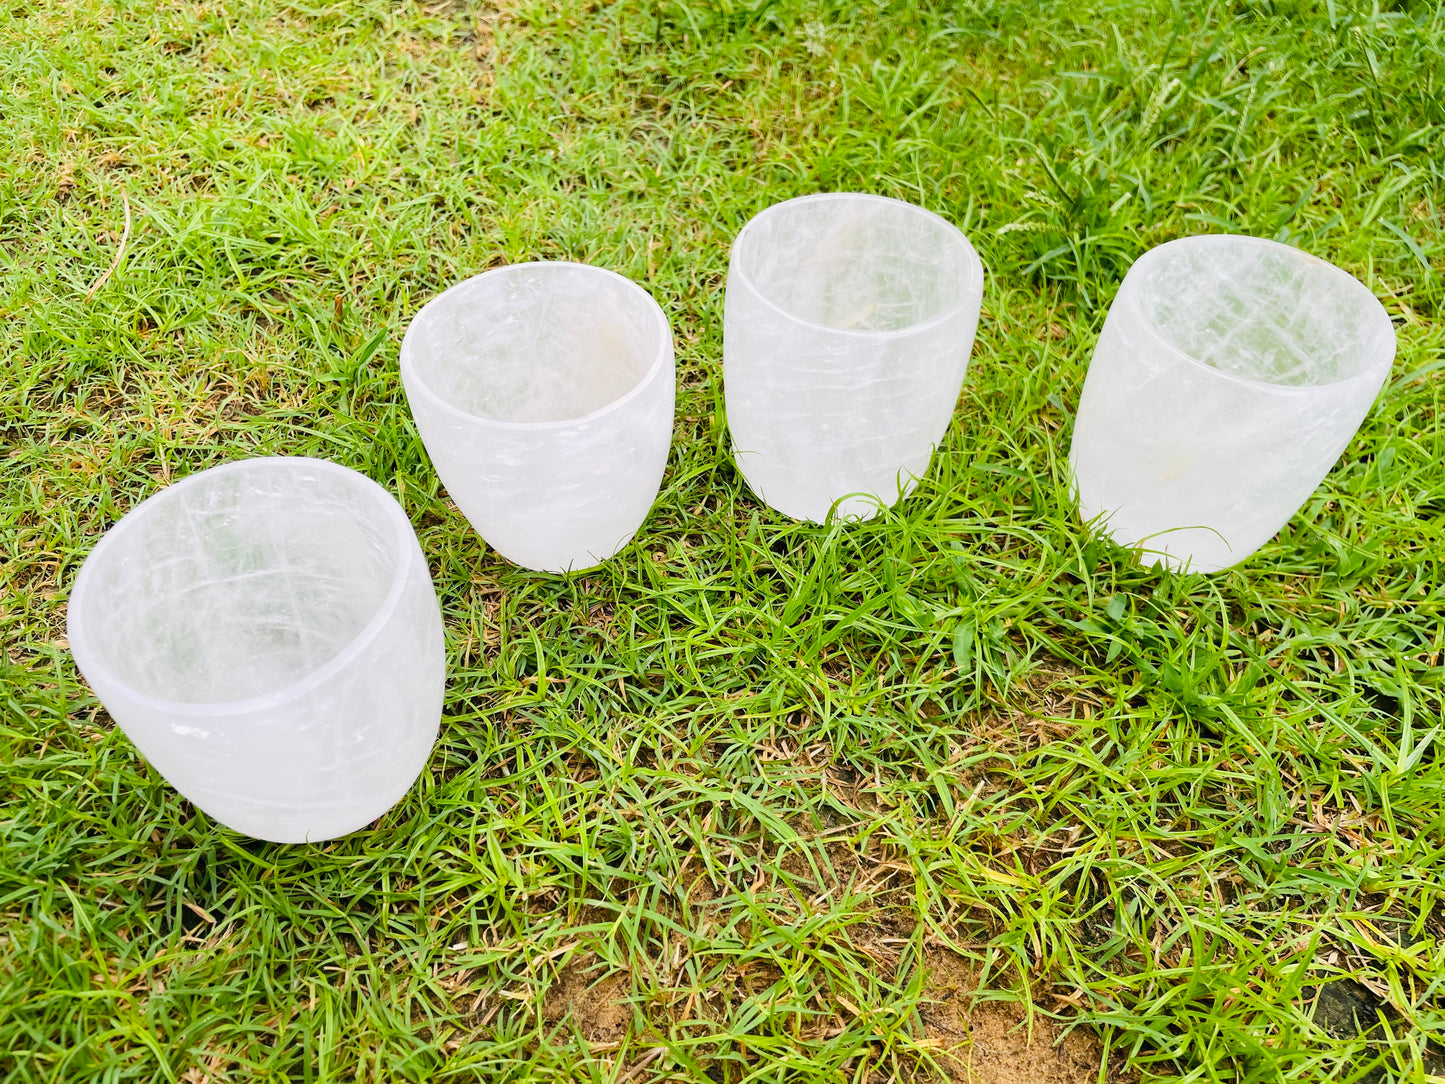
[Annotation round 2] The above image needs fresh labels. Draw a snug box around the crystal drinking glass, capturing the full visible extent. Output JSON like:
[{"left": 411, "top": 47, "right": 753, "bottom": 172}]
[
  {"left": 723, "top": 193, "right": 985, "bottom": 522},
  {"left": 67, "top": 457, "right": 446, "bottom": 843},
  {"left": 1069, "top": 235, "right": 1396, "bottom": 572},
  {"left": 400, "top": 262, "right": 675, "bottom": 573}
]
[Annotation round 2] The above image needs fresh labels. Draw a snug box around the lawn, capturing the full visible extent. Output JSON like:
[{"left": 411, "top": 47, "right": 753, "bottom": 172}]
[{"left": 2, "top": 0, "right": 1444, "bottom": 1081}]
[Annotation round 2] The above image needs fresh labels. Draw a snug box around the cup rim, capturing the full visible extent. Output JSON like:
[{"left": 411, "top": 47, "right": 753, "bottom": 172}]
[
  {"left": 66, "top": 456, "right": 418, "bottom": 720},
  {"left": 398, "top": 260, "right": 673, "bottom": 430},
  {"left": 1120, "top": 234, "right": 1397, "bottom": 394},
  {"left": 727, "top": 192, "right": 984, "bottom": 338}
]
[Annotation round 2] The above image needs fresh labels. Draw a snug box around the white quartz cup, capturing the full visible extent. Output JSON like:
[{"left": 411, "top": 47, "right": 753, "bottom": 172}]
[
  {"left": 67, "top": 457, "right": 446, "bottom": 844},
  {"left": 400, "top": 262, "right": 675, "bottom": 573},
  {"left": 1069, "top": 235, "right": 1396, "bottom": 573},
  {"left": 723, "top": 193, "right": 984, "bottom": 522}
]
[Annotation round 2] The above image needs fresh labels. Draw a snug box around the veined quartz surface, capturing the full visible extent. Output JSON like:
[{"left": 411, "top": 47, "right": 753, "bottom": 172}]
[
  {"left": 723, "top": 193, "right": 984, "bottom": 522},
  {"left": 67, "top": 457, "right": 445, "bottom": 844},
  {"left": 1069, "top": 235, "right": 1396, "bottom": 572},
  {"left": 401, "top": 262, "right": 675, "bottom": 572}
]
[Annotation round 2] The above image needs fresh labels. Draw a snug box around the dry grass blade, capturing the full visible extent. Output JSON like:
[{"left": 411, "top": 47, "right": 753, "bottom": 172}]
[{"left": 84, "top": 188, "right": 133, "bottom": 300}]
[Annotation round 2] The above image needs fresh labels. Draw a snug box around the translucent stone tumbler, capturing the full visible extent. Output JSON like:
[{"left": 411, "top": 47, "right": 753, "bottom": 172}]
[
  {"left": 400, "top": 262, "right": 675, "bottom": 572},
  {"left": 723, "top": 193, "right": 984, "bottom": 521},
  {"left": 1069, "top": 235, "right": 1396, "bottom": 572},
  {"left": 67, "top": 458, "right": 446, "bottom": 843}
]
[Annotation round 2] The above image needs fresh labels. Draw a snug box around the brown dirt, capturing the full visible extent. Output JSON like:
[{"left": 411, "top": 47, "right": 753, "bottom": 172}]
[
  {"left": 919, "top": 948, "right": 1124, "bottom": 1084},
  {"left": 539, "top": 943, "right": 1124, "bottom": 1083},
  {"left": 542, "top": 955, "right": 631, "bottom": 1045}
]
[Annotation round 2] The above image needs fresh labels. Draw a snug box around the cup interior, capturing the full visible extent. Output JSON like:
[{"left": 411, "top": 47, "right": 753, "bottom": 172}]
[
  {"left": 1136, "top": 237, "right": 1392, "bottom": 387},
  {"left": 71, "top": 460, "right": 404, "bottom": 706},
  {"left": 404, "top": 263, "right": 667, "bottom": 424},
  {"left": 733, "top": 194, "right": 977, "bottom": 333}
]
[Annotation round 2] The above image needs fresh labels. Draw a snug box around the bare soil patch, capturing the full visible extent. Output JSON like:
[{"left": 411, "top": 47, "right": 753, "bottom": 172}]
[
  {"left": 543, "top": 956, "right": 631, "bottom": 1045},
  {"left": 920, "top": 947, "right": 1123, "bottom": 1084}
]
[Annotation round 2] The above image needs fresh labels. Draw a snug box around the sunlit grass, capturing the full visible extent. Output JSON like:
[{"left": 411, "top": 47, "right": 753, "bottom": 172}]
[{"left": 2, "top": 1, "right": 1443, "bottom": 1081}]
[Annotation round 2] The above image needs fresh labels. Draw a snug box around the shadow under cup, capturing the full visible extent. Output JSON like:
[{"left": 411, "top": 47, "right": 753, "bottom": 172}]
[
  {"left": 67, "top": 457, "right": 446, "bottom": 843},
  {"left": 1069, "top": 235, "right": 1396, "bottom": 573},
  {"left": 401, "top": 262, "right": 675, "bottom": 573}
]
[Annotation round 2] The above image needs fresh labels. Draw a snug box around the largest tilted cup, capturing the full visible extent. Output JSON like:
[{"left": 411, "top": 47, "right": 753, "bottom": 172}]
[
  {"left": 1069, "top": 235, "right": 1396, "bottom": 573},
  {"left": 67, "top": 458, "right": 446, "bottom": 843},
  {"left": 401, "top": 262, "right": 675, "bottom": 573},
  {"left": 723, "top": 193, "right": 984, "bottom": 522}
]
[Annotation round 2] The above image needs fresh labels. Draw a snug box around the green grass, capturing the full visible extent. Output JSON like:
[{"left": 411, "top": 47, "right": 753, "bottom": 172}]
[{"left": 2, "top": 0, "right": 1444, "bottom": 1081}]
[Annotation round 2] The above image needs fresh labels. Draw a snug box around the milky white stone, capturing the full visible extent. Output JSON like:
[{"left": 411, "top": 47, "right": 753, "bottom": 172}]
[
  {"left": 67, "top": 458, "right": 445, "bottom": 843},
  {"left": 1069, "top": 235, "right": 1396, "bottom": 573},
  {"left": 723, "top": 193, "right": 984, "bottom": 522},
  {"left": 401, "top": 262, "right": 675, "bottom": 572}
]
